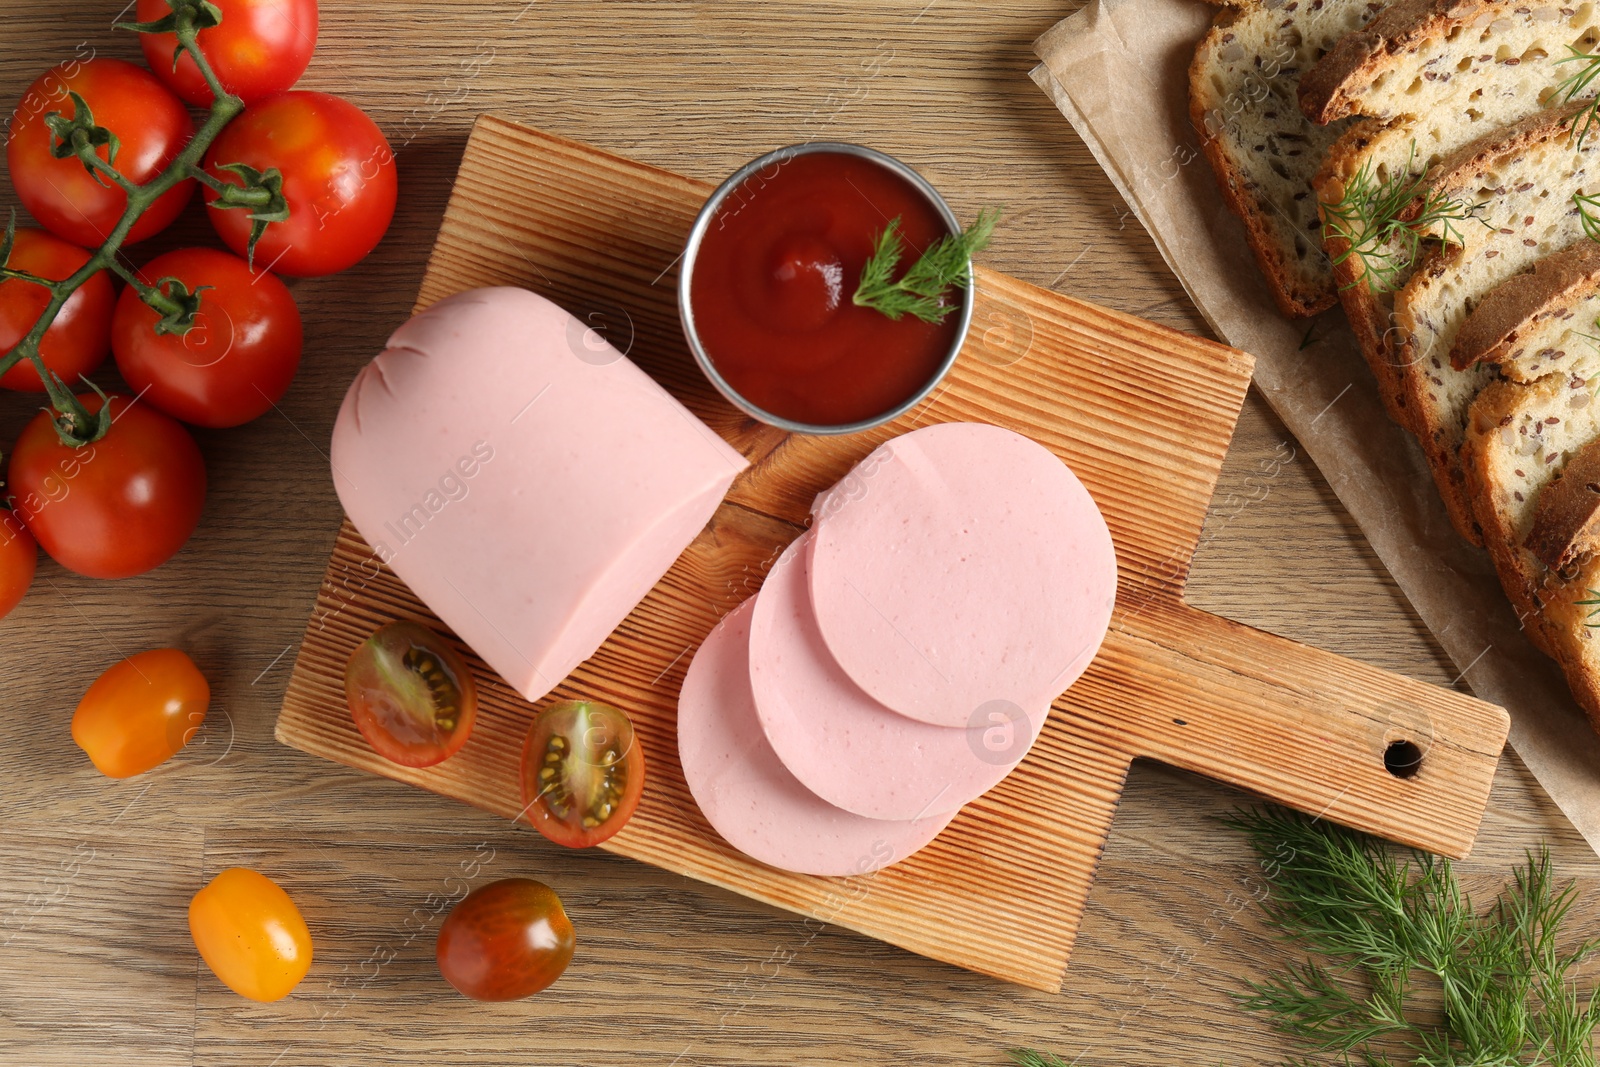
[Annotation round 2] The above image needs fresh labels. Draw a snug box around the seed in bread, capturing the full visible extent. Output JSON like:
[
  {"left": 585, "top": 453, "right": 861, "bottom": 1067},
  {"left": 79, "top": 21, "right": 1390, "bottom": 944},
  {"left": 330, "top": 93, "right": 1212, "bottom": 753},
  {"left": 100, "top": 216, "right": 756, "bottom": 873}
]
[
  {"left": 1189, "top": 0, "right": 1387, "bottom": 317},
  {"left": 1452, "top": 240, "right": 1600, "bottom": 381}
]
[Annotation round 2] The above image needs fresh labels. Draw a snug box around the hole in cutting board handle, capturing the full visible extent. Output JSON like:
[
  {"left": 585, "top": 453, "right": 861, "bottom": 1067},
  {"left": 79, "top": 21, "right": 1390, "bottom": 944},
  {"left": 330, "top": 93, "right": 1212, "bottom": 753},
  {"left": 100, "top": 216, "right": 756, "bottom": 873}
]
[{"left": 1384, "top": 739, "right": 1423, "bottom": 779}]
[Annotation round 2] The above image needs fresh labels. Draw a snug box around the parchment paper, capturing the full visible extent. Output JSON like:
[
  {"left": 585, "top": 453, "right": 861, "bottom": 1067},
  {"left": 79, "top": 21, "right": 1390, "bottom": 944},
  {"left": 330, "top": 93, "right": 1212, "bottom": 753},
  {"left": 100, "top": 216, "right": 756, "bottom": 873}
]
[{"left": 1031, "top": 0, "right": 1600, "bottom": 854}]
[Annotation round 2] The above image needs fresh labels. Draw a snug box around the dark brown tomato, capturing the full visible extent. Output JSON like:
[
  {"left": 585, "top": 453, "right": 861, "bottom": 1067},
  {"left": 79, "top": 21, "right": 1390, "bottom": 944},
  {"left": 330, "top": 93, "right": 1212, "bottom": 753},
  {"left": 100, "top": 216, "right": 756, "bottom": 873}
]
[
  {"left": 435, "top": 878, "right": 574, "bottom": 1001},
  {"left": 518, "top": 699, "right": 646, "bottom": 848}
]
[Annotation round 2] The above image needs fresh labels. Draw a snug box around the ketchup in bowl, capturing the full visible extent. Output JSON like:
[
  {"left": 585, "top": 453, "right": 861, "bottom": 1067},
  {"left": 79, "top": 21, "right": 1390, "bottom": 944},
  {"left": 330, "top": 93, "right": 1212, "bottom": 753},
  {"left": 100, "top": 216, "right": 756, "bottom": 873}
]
[{"left": 681, "top": 145, "right": 970, "bottom": 433}]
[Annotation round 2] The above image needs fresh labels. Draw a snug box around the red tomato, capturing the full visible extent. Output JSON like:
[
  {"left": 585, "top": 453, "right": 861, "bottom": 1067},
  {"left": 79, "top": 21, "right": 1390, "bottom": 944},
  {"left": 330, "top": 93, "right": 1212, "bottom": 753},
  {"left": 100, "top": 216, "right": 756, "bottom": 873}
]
[
  {"left": 138, "top": 0, "right": 318, "bottom": 106},
  {"left": 0, "top": 229, "right": 114, "bottom": 392},
  {"left": 436, "top": 879, "right": 575, "bottom": 1001},
  {"left": 344, "top": 621, "right": 479, "bottom": 768},
  {"left": 112, "top": 248, "right": 302, "bottom": 428},
  {"left": 7, "top": 59, "right": 195, "bottom": 248},
  {"left": 0, "top": 512, "right": 37, "bottom": 619},
  {"left": 203, "top": 92, "right": 397, "bottom": 277},
  {"left": 72, "top": 649, "right": 209, "bottom": 778},
  {"left": 518, "top": 700, "right": 646, "bottom": 848},
  {"left": 7, "top": 393, "right": 206, "bottom": 579}
]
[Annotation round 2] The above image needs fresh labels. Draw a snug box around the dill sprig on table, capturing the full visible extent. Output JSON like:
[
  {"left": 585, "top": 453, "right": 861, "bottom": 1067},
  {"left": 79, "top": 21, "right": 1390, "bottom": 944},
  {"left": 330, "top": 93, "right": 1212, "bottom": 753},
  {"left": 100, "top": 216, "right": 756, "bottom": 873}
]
[
  {"left": 1227, "top": 806, "right": 1600, "bottom": 1067},
  {"left": 852, "top": 208, "right": 999, "bottom": 324}
]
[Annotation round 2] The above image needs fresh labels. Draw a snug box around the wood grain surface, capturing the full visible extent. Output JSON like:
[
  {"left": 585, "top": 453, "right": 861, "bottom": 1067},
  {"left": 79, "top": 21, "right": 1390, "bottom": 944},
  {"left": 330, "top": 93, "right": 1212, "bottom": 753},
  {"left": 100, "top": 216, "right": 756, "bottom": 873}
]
[
  {"left": 276, "top": 117, "right": 1508, "bottom": 991},
  {"left": 0, "top": 2, "right": 1590, "bottom": 1065}
]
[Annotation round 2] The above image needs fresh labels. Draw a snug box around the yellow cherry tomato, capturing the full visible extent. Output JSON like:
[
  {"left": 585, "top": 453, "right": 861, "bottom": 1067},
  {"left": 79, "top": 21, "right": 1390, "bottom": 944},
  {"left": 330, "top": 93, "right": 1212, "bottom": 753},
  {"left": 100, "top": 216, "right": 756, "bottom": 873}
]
[
  {"left": 188, "top": 867, "right": 313, "bottom": 1002},
  {"left": 71, "top": 649, "right": 209, "bottom": 778}
]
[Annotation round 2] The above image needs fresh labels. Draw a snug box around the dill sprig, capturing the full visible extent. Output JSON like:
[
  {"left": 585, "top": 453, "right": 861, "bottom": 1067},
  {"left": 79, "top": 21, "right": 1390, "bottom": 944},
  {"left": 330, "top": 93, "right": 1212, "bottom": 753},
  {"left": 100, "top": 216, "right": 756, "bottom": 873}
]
[
  {"left": 1577, "top": 588, "right": 1600, "bottom": 628},
  {"left": 1321, "top": 144, "right": 1487, "bottom": 294},
  {"left": 1227, "top": 806, "right": 1600, "bottom": 1067},
  {"left": 1577, "top": 192, "right": 1600, "bottom": 243},
  {"left": 852, "top": 208, "right": 999, "bottom": 324},
  {"left": 1007, "top": 1051, "right": 1073, "bottom": 1067},
  {"left": 1558, "top": 46, "right": 1600, "bottom": 152}
]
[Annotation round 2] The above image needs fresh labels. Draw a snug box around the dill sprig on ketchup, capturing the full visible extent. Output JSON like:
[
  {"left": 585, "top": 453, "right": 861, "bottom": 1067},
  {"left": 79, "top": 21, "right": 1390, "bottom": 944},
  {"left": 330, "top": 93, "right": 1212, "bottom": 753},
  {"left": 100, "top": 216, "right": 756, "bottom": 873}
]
[{"left": 683, "top": 145, "right": 998, "bottom": 432}]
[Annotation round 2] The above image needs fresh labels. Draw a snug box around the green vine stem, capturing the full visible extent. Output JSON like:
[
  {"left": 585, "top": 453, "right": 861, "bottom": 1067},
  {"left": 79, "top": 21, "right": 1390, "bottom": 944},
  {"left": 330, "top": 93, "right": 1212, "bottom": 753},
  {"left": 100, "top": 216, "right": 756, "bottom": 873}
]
[{"left": 0, "top": 0, "right": 265, "bottom": 446}]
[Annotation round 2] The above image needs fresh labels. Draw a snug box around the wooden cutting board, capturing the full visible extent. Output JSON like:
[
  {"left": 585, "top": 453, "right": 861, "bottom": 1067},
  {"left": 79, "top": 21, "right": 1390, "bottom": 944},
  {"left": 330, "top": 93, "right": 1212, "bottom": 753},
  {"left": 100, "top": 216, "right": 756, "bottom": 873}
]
[{"left": 277, "top": 115, "right": 1511, "bottom": 993}]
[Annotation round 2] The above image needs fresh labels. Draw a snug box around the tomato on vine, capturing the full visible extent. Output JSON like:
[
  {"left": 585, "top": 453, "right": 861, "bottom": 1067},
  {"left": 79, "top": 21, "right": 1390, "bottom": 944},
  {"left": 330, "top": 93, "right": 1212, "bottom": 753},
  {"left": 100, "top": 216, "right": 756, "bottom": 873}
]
[
  {"left": 0, "top": 229, "right": 113, "bottom": 392},
  {"left": 138, "top": 0, "right": 319, "bottom": 106},
  {"left": 113, "top": 248, "right": 303, "bottom": 427},
  {"left": 72, "top": 648, "right": 210, "bottom": 778},
  {"left": 202, "top": 91, "right": 397, "bottom": 277},
  {"left": 0, "top": 512, "right": 37, "bottom": 620},
  {"left": 6, "top": 58, "right": 195, "bottom": 249},
  {"left": 7, "top": 393, "right": 206, "bottom": 579}
]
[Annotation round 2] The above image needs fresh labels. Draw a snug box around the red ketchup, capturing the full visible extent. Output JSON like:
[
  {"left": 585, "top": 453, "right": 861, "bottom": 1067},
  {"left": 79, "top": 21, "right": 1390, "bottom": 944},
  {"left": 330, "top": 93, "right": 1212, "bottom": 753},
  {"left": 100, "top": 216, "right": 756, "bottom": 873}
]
[{"left": 689, "top": 151, "right": 961, "bottom": 428}]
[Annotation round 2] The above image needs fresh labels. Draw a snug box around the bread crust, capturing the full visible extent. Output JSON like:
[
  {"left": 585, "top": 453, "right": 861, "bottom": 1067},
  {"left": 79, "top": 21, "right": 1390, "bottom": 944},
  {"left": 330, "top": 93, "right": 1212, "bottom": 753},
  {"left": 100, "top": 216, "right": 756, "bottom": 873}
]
[
  {"left": 1298, "top": 0, "right": 1516, "bottom": 123},
  {"left": 1189, "top": 7, "right": 1339, "bottom": 318},
  {"left": 1315, "top": 120, "right": 1418, "bottom": 429},
  {"left": 1453, "top": 243, "right": 1600, "bottom": 371},
  {"left": 1526, "top": 441, "right": 1600, "bottom": 570},
  {"left": 1463, "top": 376, "right": 1561, "bottom": 654},
  {"left": 1421, "top": 99, "right": 1588, "bottom": 207}
]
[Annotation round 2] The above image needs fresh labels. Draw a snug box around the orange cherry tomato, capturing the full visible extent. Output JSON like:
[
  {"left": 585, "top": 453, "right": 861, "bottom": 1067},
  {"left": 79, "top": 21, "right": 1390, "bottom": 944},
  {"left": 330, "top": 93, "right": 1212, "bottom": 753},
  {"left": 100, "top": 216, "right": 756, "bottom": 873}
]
[
  {"left": 0, "top": 512, "right": 37, "bottom": 620},
  {"left": 72, "top": 649, "right": 209, "bottom": 778},
  {"left": 436, "top": 878, "right": 574, "bottom": 1001},
  {"left": 189, "top": 867, "right": 313, "bottom": 1002}
]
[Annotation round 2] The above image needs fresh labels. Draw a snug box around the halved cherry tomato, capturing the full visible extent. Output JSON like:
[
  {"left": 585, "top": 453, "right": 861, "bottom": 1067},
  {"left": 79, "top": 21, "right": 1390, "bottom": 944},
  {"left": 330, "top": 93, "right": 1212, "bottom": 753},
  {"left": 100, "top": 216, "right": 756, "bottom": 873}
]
[
  {"left": 138, "top": 0, "right": 318, "bottom": 106},
  {"left": 436, "top": 878, "right": 574, "bottom": 1001},
  {"left": 113, "top": 247, "right": 303, "bottom": 427},
  {"left": 345, "top": 621, "right": 478, "bottom": 768},
  {"left": 0, "top": 512, "right": 37, "bottom": 619},
  {"left": 7, "top": 392, "right": 207, "bottom": 579},
  {"left": 189, "top": 867, "right": 313, "bottom": 1002},
  {"left": 72, "top": 649, "right": 209, "bottom": 778},
  {"left": 0, "top": 229, "right": 114, "bottom": 392},
  {"left": 203, "top": 91, "right": 397, "bottom": 277},
  {"left": 7, "top": 58, "right": 194, "bottom": 248},
  {"left": 518, "top": 700, "right": 646, "bottom": 848}
]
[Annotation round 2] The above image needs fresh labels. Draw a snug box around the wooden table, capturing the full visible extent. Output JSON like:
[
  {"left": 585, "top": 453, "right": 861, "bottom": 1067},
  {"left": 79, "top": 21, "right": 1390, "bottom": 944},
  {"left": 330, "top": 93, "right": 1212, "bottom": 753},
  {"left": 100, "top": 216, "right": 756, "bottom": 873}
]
[{"left": 0, "top": 3, "right": 1591, "bottom": 1065}]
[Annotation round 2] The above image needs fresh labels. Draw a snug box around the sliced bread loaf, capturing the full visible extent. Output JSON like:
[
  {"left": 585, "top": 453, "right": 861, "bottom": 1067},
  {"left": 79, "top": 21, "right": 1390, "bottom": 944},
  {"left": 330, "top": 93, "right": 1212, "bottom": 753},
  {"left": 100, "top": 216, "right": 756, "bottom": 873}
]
[
  {"left": 1453, "top": 240, "right": 1600, "bottom": 381},
  {"left": 1465, "top": 370, "right": 1600, "bottom": 721},
  {"left": 1189, "top": 0, "right": 1387, "bottom": 317},
  {"left": 1394, "top": 100, "right": 1600, "bottom": 543},
  {"left": 1304, "top": 0, "right": 1600, "bottom": 431}
]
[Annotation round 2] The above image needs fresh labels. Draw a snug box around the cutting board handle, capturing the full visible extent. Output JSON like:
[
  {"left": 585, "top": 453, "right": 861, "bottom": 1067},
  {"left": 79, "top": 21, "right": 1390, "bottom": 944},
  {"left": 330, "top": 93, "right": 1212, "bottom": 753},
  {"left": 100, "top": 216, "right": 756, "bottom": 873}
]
[{"left": 1064, "top": 600, "right": 1509, "bottom": 859}]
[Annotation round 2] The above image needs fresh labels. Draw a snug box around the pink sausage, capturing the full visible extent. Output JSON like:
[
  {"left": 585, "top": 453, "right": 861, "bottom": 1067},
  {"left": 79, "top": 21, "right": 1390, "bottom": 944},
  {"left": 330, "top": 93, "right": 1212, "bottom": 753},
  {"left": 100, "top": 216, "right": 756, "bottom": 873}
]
[
  {"left": 808, "top": 422, "right": 1117, "bottom": 728},
  {"left": 676, "top": 599, "right": 955, "bottom": 877},
  {"left": 747, "top": 531, "right": 1049, "bottom": 821},
  {"left": 331, "top": 287, "right": 747, "bottom": 703}
]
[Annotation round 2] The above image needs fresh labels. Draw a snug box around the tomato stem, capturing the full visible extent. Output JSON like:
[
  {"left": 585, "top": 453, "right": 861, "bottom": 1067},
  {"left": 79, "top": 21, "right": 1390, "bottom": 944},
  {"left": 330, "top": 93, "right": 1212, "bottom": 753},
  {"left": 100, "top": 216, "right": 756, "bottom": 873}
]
[{"left": 0, "top": 7, "right": 249, "bottom": 446}]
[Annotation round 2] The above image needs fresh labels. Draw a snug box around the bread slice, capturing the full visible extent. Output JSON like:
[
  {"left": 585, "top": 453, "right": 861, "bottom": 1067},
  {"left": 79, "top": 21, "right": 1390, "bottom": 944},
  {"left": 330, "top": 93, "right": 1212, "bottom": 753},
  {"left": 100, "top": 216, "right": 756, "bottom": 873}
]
[
  {"left": 1453, "top": 240, "right": 1600, "bottom": 382},
  {"left": 1305, "top": 0, "right": 1600, "bottom": 433},
  {"left": 1301, "top": 0, "right": 1600, "bottom": 127},
  {"left": 1394, "top": 100, "right": 1600, "bottom": 543},
  {"left": 1189, "top": 0, "right": 1388, "bottom": 317},
  {"left": 1465, "top": 371, "right": 1600, "bottom": 723}
]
